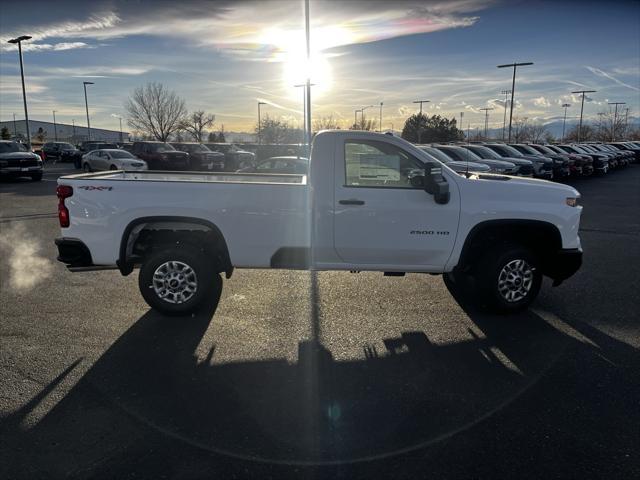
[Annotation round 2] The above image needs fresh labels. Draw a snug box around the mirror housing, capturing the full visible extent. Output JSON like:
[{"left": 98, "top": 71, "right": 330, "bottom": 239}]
[{"left": 423, "top": 164, "right": 450, "bottom": 204}]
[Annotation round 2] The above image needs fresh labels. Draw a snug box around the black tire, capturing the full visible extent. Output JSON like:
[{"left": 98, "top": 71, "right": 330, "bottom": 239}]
[
  {"left": 109, "top": 164, "right": 118, "bottom": 170},
  {"left": 30, "top": 172, "right": 43, "bottom": 182},
  {"left": 83, "top": 163, "right": 92, "bottom": 173},
  {"left": 138, "top": 247, "right": 222, "bottom": 316},
  {"left": 472, "top": 245, "right": 542, "bottom": 313}
]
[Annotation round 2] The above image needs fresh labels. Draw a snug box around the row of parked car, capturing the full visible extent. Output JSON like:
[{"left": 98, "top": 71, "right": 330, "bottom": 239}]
[{"left": 417, "top": 141, "right": 640, "bottom": 180}]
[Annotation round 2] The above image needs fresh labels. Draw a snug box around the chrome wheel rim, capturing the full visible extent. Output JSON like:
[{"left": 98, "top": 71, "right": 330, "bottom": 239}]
[
  {"left": 152, "top": 261, "right": 198, "bottom": 304},
  {"left": 497, "top": 259, "right": 534, "bottom": 303}
]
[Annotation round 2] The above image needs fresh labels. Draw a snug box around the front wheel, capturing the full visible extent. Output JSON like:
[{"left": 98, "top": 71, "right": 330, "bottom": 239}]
[
  {"left": 83, "top": 163, "right": 92, "bottom": 172},
  {"left": 139, "top": 248, "right": 222, "bottom": 316},
  {"left": 30, "top": 172, "right": 43, "bottom": 182},
  {"left": 475, "top": 245, "right": 542, "bottom": 313}
]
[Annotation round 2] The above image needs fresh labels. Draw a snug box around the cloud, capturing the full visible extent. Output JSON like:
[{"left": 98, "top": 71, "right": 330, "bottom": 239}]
[
  {"left": 0, "top": 1, "right": 490, "bottom": 60},
  {"left": 0, "top": 76, "right": 48, "bottom": 95},
  {"left": 586, "top": 66, "right": 640, "bottom": 92},
  {"left": 532, "top": 96, "right": 551, "bottom": 108}
]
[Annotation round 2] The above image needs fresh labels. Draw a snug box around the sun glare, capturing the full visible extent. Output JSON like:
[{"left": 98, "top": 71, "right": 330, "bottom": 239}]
[{"left": 259, "top": 27, "right": 347, "bottom": 99}]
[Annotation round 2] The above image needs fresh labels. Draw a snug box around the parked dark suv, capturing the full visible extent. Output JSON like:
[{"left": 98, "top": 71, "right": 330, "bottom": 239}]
[
  {"left": 170, "top": 143, "right": 225, "bottom": 171},
  {"left": 131, "top": 142, "right": 190, "bottom": 170},
  {"left": 41, "top": 142, "right": 79, "bottom": 163},
  {"left": 205, "top": 143, "right": 256, "bottom": 171},
  {"left": 0, "top": 141, "right": 43, "bottom": 181}
]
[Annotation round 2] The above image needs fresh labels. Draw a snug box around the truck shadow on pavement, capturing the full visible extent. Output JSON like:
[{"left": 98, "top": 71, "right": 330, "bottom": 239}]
[{"left": 1, "top": 278, "right": 639, "bottom": 479}]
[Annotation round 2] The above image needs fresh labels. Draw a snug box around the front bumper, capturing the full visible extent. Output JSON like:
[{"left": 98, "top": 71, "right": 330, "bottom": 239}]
[
  {"left": 0, "top": 166, "right": 43, "bottom": 175},
  {"left": 55, "top": 238, "right": 93, "bottom": 267},
  {"left": 544, "top": 248, "right": 583, "bottom": 286}
]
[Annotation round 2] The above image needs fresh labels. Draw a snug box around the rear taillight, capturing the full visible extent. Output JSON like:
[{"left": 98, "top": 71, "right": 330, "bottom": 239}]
[{"left": 56, "top": 185, "right": 73, "bottom": 228}]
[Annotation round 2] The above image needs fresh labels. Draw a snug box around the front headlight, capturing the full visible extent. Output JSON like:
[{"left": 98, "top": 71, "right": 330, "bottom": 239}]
[{"left": 566, "top": 197, "right": 580, "bottom": 207}]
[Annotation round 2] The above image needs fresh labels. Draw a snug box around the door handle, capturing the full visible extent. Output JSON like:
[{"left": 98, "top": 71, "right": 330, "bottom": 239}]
[{"left": 339, "top": 199, "right": 365, "bottom": 205}]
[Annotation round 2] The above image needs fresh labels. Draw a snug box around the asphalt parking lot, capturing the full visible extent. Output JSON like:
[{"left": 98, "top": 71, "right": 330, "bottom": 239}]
[{"left": 1, "top": 164, "right": 639, "bottom": 479}]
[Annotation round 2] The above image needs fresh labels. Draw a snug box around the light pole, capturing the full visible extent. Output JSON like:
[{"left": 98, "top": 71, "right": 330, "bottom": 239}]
[
  {"left": 479, "top": 107, "right": 494, "bottom": 139},
  {"left": 360, "top": 105, "right": 374, "bottom": 129},
  {"left": 562, "top": 103, "right": 571, "bottom": 142},
  {"left": 413, "top": 100, "right": 429, "bottom": 143},
  {"left": 459, "top": 111, "right": 464, "bottom": 131},
  {"left": 608, "top": 102, "right": 625, "bottom": 141},
  {"left": 501, "top": 89, "right": 511, "bottom": 140},
  {"left": 624, "top": 107, "right": 630, "bottom": 139},
  {"left": 597, "top": 112, "right": 604, "bottom": 141},
  {"left": 497, "top": 62, "right": 533, "bottom": 142},
  {"left": 83, "top": 81, "right": 94, "bottom": 140},
  {"left": 52, "top": 110, "right": 58, "bottom": 141},
  {"left": 8, "top": 35, "right": 32, "bottom": 149},
  {"left": 13, "top": 113, "right": 17, "bottom": 138},
  {"left": 113, "top": 114, "right": 123, "bottom": 143},
  {"left": 379, "top": 102, "right": 383, "bottom": 132},
  {"left": 295, "top": 83, "right": 315, "bottom": 142},
  {"left": 413, "top": 99, "right": 430, "bottom": 115},
  {"left": 257, "top": 101, "right": 266, "bottom": 144},
  {"left": 304, "top": 0, "right": 312, "bottom": 153},
  {"left": 571, "top": 90, "right": 596, "bottom": 143},
  {"left": 72, "top": 119, "right": 76, "bottom": 141}
]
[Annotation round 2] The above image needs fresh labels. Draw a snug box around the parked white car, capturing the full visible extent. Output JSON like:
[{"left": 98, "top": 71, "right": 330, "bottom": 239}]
[{"left": 82, "top": 149, "right": 148, "bottom": 172}]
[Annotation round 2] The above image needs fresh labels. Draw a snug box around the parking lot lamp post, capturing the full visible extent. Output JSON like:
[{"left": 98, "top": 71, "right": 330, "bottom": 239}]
[
  {"left": 571, "top": 90, "right": 596, "bottom": 143},
  {"left": 480, "top": 107, "right": 494, "bottom": 139},
  {"left": 497, "top": 62, "right": 533, "bottom": 142},
  {"left": 13, "top": 113, "right": 17, "bottom": 138},
  {"left": 72, "top": 119, "right": 76, "bottom": 140},
  {"left": 608, "top": 102, "right": 625, "bottom": 141},
  {"left": 8, "top": 35, "right": 32, "bottom": 149},
  {"left": 53, "top": 110, "right": 58, "bottom": 141},
  {"left": 379, "top": 102, "right": 383, "bottom": 132},
  {"left": 257, "top": 101, "right": 266, "bottom": 144},
  {"left": 360, "top": 105, "right": 374, "bottom": 130},
  {"left": 412, "top": 100, "right": 429, "bottom": 143},
  {"left": 459, "top": 111, "right": 464, "bottom": 132},
  {"left": 83, "top": 81, "right": 94, "bottom": 140},
  {"left": 501, "top": 90, "right": 511, "bottom": 140},
  {"left": 562, "top": 103, "right": 571, "bottom": 142},
  {"left": 624, "top": 108, "right": 629, "bottom": 139},
  {"left": 119, "top": 116, "right": 123, "bottom": 142}
]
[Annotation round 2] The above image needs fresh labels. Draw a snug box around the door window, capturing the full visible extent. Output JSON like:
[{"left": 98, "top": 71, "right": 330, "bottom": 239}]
[{"left": 344, "top": 140, "right": 424, "bottom": 188}]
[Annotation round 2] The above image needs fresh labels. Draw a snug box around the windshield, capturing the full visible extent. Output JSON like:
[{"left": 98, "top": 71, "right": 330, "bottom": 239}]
[
  {"left": 0, "top": 142, "right": 27, "bottom": 153},
  {"left": 182, "top": 144, "right": 209, "bottom": 153},
  {"left": 514, "top": 144, "right": 541, "bottom": 155},
  {"left": 488, "top": 144, "right": 523, "bottom": 157},
  {"left": 466, "top": 145, "right": 501, "bottom": 159},
  {"left": 151, "top": 143, "right": 176, "bottom": 152},
  {"left": 109, "top": 151, "right": 135, "bottom": 159},
  {"left": 437, "top": 147, "right": 482, "bottom": 162},
  {"left": 57, "top": 143, "right": 75, "bottom": 150},
  {"left": 419, "top": 146, "right": 452, "bottom": 163},
  {"left": 531, "top": 145, "right": 555, "bottom": 155}
]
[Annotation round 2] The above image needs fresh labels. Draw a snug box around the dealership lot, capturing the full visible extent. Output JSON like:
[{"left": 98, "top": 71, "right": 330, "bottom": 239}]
[{"left": 1, "top": 165, "right": 639, "bottom": 478}]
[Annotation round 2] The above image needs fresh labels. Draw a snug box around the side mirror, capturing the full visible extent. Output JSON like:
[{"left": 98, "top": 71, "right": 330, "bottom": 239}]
[{"left": 423, "top": 164, "right": 450, "bottom": 204}]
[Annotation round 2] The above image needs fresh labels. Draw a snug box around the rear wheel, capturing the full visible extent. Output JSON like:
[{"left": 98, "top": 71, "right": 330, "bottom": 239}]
[
  {"left": 83, "top": 163, "right": 92, "bottom": 172},
  {"left": 139, "top": 247, "right": 221, "bottom": 316},
  {"left": 109, "top": 164, "right": 118, "bottom": 170}
]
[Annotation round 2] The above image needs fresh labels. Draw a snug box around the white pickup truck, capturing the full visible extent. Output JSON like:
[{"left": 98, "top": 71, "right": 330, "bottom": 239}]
[{"left": 55, "top": 131, "right": 583, "bottom": 315}]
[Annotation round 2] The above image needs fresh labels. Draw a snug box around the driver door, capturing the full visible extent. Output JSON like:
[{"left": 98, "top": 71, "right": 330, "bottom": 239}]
[{"left": 333, "top": 136, "right": 460, "bottom": 269}]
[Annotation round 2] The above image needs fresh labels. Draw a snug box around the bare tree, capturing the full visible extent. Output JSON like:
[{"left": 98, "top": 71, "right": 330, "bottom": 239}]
[
  {"left": 565, "top": 124, "right": 596, "bottom": 142},
  {"left": 125, "top": 82, "right": 187, "bottom": 142},
  {"left": 313, "top": 115, "right": 341, "bottom": 132},
  {"left": 255, "top": 115, "right": 302, "bottom": 144},
  {"left": 181, "top": 110, "right": 215, "bottom": 142},
  {"left": 528, "top": 122, "right": 548, "bottom": 143},
  {"left": 350, "top": 114, "right": 376, "bottom": 131},
  {"left": 512, "top": 116, "right": 530, "bottom": 142}
]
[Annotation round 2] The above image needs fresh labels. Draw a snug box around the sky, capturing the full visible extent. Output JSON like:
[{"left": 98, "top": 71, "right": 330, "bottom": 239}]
[{"left": 1, "top": 0, "right": 639, "bottom": 134}]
